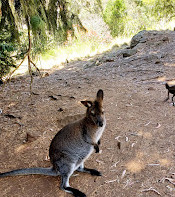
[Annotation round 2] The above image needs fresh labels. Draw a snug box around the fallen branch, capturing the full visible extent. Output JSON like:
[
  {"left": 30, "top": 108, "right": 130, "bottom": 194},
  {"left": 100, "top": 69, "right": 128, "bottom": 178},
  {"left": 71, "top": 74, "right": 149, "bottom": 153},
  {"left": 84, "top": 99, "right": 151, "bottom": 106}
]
[
  {"left": 5, "top": 16, "right": 41, "bottom": 93},
  {"left": 7, "top": 52, "right": 29, "bottom": 80},
  {"left": 164, "top": 177, "right": 175, "bottom": 185},
  {"left": 141, "top": 187, "right": 161, "bottom": 196},
  {"left": 30, "top": 58, "right": 41, "bottom": 77},
  {"left": 105, "top": 178, "right": 119, "bottom": 184}
]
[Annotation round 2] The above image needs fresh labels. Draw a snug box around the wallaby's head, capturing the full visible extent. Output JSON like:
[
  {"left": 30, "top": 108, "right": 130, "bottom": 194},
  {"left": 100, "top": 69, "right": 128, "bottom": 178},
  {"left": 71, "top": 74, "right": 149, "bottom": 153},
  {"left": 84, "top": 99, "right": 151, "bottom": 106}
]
[
  {"left": 81, "top": 89, "right": 105, "bottom": 127},
  {"left": 165, "top": 83, "right": 169, "bottom": 90}
]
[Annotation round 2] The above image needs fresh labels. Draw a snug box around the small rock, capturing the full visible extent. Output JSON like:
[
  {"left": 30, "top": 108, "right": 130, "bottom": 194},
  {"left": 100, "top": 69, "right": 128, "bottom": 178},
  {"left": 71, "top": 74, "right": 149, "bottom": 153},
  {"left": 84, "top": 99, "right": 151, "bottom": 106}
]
[
  {"left": 70, "top": 96, "right": 75, "bottom": 99},
  {"left": 122, "top": 48, "right": 137, "bottom": 58},
  {"left": 130, "top": 30, "right": 147, "bottom": 48},
  {"left": 162, "top": 37, "right": 169, "bottom": 42},
  {"left": 24, "top": 133, "right": 37, "bottom": 143},
  {"left": 148, "top": 87, "right": 154, "bottom": 91},
  {"left": 155, "top": 61, "right": 161, "bottom": 64},
  {"left": 58, "top": 108, "right": 63, "bottom": 112},
  {"left": 49, "top": 95, "right": 58, "bottom": 100},
  {"left": 84, "top": 61, "right": 96, "bottom": 69},
  {"left": 4, "top": 114, "right": 21, "bottom": 119},
  {"left": 42, "top": 72, "right": 49, "bottom": 77}
]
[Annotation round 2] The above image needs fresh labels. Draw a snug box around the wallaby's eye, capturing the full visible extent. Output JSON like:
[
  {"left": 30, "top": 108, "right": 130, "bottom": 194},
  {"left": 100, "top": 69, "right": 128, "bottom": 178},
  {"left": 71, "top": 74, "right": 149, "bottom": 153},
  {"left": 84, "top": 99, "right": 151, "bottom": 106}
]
[{"left": 91, "top": 110, "right": 95, "bottom": 116}]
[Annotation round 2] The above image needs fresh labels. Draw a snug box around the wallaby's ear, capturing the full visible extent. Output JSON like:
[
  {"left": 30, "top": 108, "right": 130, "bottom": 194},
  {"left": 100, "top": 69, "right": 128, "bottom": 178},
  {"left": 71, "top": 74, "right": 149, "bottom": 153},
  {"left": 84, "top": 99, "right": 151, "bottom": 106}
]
[
  {"left": 96, "top": 89, "right": 103, "bottom": 102},
  {"left": 81, "top": 101, "right": 92, "bottom": 108}
]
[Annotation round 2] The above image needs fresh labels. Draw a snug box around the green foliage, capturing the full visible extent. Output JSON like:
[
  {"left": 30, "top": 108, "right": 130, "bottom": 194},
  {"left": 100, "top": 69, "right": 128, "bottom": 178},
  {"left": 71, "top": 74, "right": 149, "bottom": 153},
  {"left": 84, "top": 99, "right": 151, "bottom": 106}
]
[
  {"left": 30, "top": 15, "right": 47, "bottom": 54},
  {"left": 1, "top": 0, "right": 175, "bottom": 79},
  {"left": 0, "top": 0, "right": 88, "bottom": 54},
  {"left": 30, "top": 16, "right": 45, "bottom": 32},
  {"left": 0, "top": 28, "right": 27, "bottom": 78},
  {"left": 0, "top": 0, "right": 94, "bottom": 78},
  {"left": 0, "top": 0, "right": 20, "bottom": 42},
  {"left": 103, "top": 0, "right": 175, "bottom": 38},
  {"left": 103, "top": 0, "right": 127, "bottom": 36},
  {"left": 134, "top": 0, "right": 175, "bottom": 20},
  {"left": 122, "top": 0, "right": 151, "bottom": 36},
  {"left": 152, "top": 0, "right": 175, "bottom": 20},
  {"left": 0, "top": 41, "right": 16, "bottom": 79}
]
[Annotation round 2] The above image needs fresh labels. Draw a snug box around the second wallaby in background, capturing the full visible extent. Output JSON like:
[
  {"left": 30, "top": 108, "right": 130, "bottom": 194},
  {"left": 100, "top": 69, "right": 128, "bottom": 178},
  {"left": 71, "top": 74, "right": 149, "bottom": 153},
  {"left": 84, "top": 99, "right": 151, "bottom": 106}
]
[
  {"left": 0, "top": 89, "right": 106, "bottom": 197},
  {"left": 165, "top": 83, "right": 175, "bottom": 106}
]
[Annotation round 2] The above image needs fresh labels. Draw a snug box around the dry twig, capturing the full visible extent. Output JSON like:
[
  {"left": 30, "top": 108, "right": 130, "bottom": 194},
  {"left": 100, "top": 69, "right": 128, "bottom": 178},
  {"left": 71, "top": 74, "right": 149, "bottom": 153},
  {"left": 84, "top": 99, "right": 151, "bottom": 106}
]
[
  {"left": 123, "top": 179, "right": 135, "bottom": 189},
  {"left": 141, "top": 187, "right": 161, "bottom": 196},
  {"left": 110, "top": 161, "right": 120, "bottom": 168},
  {"left": 121, "top": 170, "right": 126, "bottom": 179},
  {"left": 164, "top": 177, "right": 175, "bottom": 185},
  {"left": 105, "top": 179, "right": 117, "bottom": 184}
]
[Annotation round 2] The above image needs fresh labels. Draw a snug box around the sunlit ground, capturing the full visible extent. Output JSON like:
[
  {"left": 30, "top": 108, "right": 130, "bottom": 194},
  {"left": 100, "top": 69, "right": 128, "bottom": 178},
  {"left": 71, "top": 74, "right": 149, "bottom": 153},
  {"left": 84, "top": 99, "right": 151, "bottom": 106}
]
[
  {"left": 12, "top": 19, "right": 175, "bottom": 76},
  {"left": 14, "top": 35, "right": 130, "bottom": 75}
]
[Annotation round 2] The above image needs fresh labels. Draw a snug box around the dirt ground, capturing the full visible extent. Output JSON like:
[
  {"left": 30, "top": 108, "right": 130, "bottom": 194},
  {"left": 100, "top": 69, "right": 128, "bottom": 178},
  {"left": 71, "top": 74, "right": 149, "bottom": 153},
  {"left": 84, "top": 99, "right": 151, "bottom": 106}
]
[{"left": 1, "top": 30, "right": 175, "bottom": 197}]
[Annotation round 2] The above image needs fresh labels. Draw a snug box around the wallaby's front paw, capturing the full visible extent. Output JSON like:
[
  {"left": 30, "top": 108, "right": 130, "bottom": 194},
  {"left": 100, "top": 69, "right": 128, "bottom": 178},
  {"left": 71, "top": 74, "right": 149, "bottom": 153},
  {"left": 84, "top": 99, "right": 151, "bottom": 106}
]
[
  {"left": 94, "top": 144, "right": 99, "bottom": 153},
  {"left": 97, "top": 140, "right": 101, "bottom": 145},
  {"left": 90, "top": 169, "right": 102, "bottom": 176},
  {"left": 73, "top": 191, "right": 86, "bottom": 197},
  {"left": 66, "top": 187, "right": 86, "bottom": 197}
]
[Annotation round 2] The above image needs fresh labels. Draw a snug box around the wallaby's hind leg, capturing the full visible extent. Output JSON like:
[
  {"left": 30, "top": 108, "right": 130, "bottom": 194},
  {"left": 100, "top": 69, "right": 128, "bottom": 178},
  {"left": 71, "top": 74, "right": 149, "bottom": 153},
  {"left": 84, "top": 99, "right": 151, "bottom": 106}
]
[
  {"left": 164, "top": 91, "right": 170, "bottom": 102},
  {"left": 77, "top": 163, "right": 102, "bottom": 176},
  {"left": 172, "top": 94, "right": 175, "bottom": 106},
  {"left": 97, "top": 140, "right": 101, "bottom": 145},
  {"left": 55, "top": 162, "right": 86, "bottom": 197},
  {"left": 61, "top": 174, "right": 86, "bottom": 197}
]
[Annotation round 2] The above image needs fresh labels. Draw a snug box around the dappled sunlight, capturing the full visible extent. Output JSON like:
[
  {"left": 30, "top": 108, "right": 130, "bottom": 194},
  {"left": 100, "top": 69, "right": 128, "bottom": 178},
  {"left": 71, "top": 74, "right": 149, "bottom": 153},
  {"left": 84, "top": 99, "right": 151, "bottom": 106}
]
[
  {"left": 15, "top": 144, "right": 29, "bottom": 153},
  {"left": 114, "top": 36, "right": 130, "bottom": 46},
  {"left": 156, "top": 76, "right": 175, "bottom": 84},
  {"left": 159, "top": 159, "right": 171, "bottom": 167},
  {"left": 37, "top": 58, "right": 66, "bottom": 70},
  {"left": 126, "top": 159, "right": 145, "bottom": 173},
  {"left": 14, "top": 59, "right": 65, "bottom": 75},
  {"left": 126, "top": 151, "right": 172, "bottom": 173},
  {"left": 164, "top": 62, "right": 175, "bottom": 67},
  {"left": 126, "top": 151, "right": 147, "bottom": 173},
  {"left": 157, "top": 76, "right": 166, "bottom": 82},
  {"left": 138, "top": 130, "right": 152, "bottom": 139},
  {"left": 167, "top": 80, "right": 175, "bottom": 85},
  {"left": 13, "top": 35, "right": 130, "bottom": 76}
]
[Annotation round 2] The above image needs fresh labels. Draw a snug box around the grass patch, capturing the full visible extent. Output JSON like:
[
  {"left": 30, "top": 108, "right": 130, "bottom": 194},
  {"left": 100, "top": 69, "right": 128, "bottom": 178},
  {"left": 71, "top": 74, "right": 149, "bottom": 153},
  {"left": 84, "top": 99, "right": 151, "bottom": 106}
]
[{"left": 38, "top": 30, "right": 115, "bottom": 69}]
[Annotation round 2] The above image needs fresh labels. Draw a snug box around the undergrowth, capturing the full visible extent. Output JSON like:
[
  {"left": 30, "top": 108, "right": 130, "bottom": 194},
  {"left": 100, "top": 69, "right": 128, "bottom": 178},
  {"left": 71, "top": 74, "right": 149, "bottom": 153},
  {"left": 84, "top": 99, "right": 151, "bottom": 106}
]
[{"left": 6, "top": 0, "right": 175, "bottom": 75}]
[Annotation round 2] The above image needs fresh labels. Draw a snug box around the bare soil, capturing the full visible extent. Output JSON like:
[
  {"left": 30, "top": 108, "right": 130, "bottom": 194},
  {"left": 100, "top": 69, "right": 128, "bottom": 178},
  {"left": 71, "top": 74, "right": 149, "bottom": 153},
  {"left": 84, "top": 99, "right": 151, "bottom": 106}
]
[{"left": 1, "top": 30, "right": 175, "bottom": 197}]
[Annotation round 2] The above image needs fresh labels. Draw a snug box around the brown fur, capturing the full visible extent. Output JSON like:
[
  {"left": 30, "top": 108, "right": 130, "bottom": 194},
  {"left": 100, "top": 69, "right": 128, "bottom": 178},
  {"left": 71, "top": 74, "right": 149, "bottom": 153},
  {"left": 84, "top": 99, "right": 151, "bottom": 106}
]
[
  {"left": 165, "top": 83, "right": 175, "bottom": 105},
  {"left": 0, "top": 89, "right": 106, "bottom": 197}
]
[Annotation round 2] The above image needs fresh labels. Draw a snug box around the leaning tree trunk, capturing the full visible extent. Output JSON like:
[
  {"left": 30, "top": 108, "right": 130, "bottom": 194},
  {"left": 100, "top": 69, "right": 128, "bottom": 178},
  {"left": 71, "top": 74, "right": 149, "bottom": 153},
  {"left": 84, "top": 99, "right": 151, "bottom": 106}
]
[{"left": 7, "top": 15, "right": 41, "bottom": 93}]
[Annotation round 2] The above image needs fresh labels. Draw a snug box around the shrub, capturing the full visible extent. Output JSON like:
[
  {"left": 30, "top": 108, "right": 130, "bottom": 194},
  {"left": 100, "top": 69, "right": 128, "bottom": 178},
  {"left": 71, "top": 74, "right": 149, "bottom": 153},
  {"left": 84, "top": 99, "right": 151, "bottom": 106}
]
[
  {"left": 103, "top": 0, "right": 127, "bottom": 37},
  {"left": 152, "top": 0, "right": 175, "bottom": 20},
  {"left": 0, "top": 42, "right": 16, "bottom": 79}
]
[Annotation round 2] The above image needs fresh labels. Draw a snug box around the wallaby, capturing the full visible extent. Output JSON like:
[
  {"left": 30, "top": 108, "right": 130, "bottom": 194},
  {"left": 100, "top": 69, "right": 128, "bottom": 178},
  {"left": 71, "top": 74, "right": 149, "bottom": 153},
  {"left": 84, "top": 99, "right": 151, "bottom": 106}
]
[
  {"left": 165, "top": 83, "right": 175, "bottom": 106},
  {"left": 0, "top": 89, "right": 106, "bottom": 197}
]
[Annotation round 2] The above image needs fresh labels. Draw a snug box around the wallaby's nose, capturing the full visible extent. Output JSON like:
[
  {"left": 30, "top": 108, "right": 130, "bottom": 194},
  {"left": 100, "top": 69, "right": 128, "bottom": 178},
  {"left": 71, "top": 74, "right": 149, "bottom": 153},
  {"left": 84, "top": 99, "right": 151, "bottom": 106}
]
[{"left": 98, "top": 122, "right": 103, "bottom": 127}]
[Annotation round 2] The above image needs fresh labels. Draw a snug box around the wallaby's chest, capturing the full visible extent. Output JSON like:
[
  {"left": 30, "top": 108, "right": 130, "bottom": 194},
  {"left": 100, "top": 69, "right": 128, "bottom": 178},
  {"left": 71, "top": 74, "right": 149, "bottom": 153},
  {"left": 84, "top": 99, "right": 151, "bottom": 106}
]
[{"left": 95, "top": 118, "right": 106, "bottom": 143}]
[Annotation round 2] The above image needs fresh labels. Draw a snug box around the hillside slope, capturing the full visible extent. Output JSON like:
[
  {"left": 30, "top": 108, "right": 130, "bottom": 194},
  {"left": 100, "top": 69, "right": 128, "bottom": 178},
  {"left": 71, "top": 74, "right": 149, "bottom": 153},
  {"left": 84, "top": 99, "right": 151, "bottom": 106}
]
[{"left": 0, "top": 30, "right": 175, "bottom": 197}]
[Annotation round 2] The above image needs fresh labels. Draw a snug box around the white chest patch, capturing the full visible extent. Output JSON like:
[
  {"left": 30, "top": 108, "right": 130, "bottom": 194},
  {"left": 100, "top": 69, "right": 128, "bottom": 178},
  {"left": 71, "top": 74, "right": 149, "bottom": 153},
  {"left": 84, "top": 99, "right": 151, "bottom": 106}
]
[{"left": 95, "top": 117, "right": 106, "bottom": 143}]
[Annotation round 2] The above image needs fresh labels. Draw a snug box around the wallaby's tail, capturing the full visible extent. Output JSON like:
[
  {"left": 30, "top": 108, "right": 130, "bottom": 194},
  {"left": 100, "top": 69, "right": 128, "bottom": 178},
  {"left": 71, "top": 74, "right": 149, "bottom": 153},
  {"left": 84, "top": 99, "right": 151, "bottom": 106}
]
[
  {"left": 165, "top": 83, "right": 169, "bottom": 89},
  {"left": 0, "top": 167, "right": 59, "bottom": 178}
]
